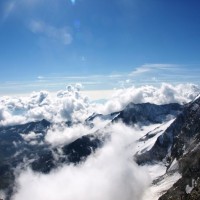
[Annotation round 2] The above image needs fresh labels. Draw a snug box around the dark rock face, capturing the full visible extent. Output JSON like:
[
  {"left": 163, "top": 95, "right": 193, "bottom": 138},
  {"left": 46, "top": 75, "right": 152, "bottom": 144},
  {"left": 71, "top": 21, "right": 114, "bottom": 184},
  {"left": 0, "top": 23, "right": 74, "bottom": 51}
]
[
  {"left": 135, "top": 100, "right": 199, "bottom": 164},
  {"left": 85, "top": 112, "right": 119, "bottom": 128},
  {"left": 63, "top": 135, "right": 103, "bottom": 164},
  {"left": 159, "top": 146, "right": 200, "bottom": 200},
  {"left": 31, "top": 150, "right": 56, "bottom": 174},
  {"left": 113, "top": 102, "right": 183, "bottom": 125},
  {"left": 0, "top": 119, "right": 51, "bottom": 135}
]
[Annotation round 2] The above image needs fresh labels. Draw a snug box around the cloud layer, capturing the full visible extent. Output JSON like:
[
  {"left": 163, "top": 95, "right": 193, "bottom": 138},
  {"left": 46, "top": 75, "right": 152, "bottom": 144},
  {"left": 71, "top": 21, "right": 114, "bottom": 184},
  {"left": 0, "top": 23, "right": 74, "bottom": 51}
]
[
  {"left": 0, "top": 83, "right": 199, "bottom": 126},
  {"left": 97, "top": 83, "right": 200, "bottom": 114},
  {"left": 12, "top": 122, "right": 150, "bottom": 200},
  {"left": 29, "top": 20, "right": 72, "bottom": 45},
  {"left": 130, "top": 64, "right": 179, "bottom": 75},
  {"left": 0, "top": 84, "right": 90, "bottom": 126},
  {"left": 0, "top": 82, "right": 199, "bottom": 200}
]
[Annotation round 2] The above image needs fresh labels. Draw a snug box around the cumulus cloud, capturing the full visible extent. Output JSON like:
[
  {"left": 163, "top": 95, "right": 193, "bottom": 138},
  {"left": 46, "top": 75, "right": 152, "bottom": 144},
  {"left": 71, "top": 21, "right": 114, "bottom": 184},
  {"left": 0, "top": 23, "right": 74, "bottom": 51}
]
[
  {"left": 0, "top": 83, "right": 199, "bottom": 127},
  {"left": 21, "top": 131, "right": 42, "bottom": 143},
  {"left": 96, "top": 83, "right": 200, "bottom": 114},
  {"left": 0, "top": 84, "right": 90, "bottom": 126},
  {"left": 29, "top": 20, "right": 73, "bottom": 45},
  {"left": 12, "top": 122, "right": 150, "bottom": 200},
  {"left": 45, "top": 123, "right": 91, "bottom": 147},
  {"left": 45, "top": 115, "right": 113, "bottom": 147}
]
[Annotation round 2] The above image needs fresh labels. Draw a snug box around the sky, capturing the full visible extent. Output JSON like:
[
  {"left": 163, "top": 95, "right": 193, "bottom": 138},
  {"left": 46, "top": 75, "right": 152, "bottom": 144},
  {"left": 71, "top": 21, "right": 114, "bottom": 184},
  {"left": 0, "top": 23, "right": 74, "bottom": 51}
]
[{"left": 0, "top": 0, "right": 200, "bottom": 95}]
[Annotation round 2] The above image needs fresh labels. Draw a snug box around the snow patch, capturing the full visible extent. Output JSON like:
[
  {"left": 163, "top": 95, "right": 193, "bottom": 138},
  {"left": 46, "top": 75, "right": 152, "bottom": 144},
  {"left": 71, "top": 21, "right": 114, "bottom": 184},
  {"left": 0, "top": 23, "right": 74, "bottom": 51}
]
[
  {"left": 136, "top": 119, "right": 175, "bottom": 154},
  {"left": 185, "top": 179, "right": 196, "bottom": 194},
  {"left": 143, "top": 172, "right": 181, "bottom": 200},
  {"left": 168, "top": 158, "right": 179, "bottom": 172}
]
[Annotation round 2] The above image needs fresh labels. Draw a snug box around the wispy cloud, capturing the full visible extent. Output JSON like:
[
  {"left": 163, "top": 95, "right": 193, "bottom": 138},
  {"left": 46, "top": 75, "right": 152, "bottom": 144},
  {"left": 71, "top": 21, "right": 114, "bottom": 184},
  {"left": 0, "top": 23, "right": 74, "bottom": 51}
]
[
  {"left": 29, "top": 20, "right": 73, "bottom": 45},
  {"left": 0, "top": 65, "right": 199, "bottom": 96},
  {"left": 130, "top": 63, "right": 179, "bottom": 76},
  {"left": 2, "top": 0, "right": 42, "bottom": 21},
  {"left": 36, "top": 74, "right": 124, "bottom": 80},
  {"left": 2, "top": 1, "right": 16, "bottom": 21}
]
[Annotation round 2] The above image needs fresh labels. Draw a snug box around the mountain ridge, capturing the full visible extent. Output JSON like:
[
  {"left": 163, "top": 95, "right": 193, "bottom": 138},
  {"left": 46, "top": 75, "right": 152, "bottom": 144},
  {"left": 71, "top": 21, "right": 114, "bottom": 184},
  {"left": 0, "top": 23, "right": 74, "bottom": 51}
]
[{"left": 0, "top": 99, "right": 199, "bottom": 200}]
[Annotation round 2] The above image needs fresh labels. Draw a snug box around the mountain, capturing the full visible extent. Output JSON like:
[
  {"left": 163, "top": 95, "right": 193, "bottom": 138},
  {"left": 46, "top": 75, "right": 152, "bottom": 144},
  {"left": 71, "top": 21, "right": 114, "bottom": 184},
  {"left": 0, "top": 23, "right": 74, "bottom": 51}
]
[
  {"left": 159, "top": 97, "right": 200, "bottom": 199},
  {"left": 113, "top": 102, "right": 182, "bottom": 125},
  {"left": 135, "top": 97, "right": 200, "bottom": 199},
  {"left": 1, "top": 99, "right": 199, "bottom": 200},
  {"left": 0, "top": 119, "right": 104, "bottom": 199},
  {"left": 85, "top": 112, "right": 120, "bottom": 128}
]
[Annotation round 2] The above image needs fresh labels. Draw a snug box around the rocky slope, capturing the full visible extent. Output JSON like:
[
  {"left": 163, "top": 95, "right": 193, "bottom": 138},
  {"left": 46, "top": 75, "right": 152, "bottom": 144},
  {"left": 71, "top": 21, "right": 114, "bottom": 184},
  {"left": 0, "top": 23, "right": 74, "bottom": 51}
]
[
  {"left": 113, "top": 102, "right": 182, "bottom": 125},
  {"left": 135, "top": 96, "right": 200, "bottom": 199},
  {"left": 159, "top": 97, "right": 200, "bottom": 199}
]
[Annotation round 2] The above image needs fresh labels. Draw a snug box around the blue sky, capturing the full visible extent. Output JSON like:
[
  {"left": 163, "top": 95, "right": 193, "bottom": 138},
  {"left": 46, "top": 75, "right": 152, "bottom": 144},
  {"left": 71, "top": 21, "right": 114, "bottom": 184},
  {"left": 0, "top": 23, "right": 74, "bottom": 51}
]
[{"left": 0, "top": 0, "right": 200, "bottom": 95}]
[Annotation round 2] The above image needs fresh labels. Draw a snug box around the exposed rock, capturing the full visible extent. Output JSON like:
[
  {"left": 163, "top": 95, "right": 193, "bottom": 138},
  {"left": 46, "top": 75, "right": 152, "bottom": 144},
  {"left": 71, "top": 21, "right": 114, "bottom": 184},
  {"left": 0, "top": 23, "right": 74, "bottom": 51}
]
[
  {"left": 135, "top": 96, "right": 200, "bottom": 199},
  {"left": 113, "top": 102, "right": 182, "bottom": 125}
]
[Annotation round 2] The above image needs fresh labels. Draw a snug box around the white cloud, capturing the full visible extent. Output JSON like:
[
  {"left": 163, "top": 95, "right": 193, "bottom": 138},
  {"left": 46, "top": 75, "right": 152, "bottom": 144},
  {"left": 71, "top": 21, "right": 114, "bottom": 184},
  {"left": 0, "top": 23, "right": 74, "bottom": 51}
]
[
  {"left": 130, "top": 64, "right": 179, "bottom": 75},
  {"left": 21, "top": 132, "right": 42, "bottom": 146},
  {"left": 3, "top": 67, "right": 200, "bottom": 97},
  {"left": 2, "top": 0, "right": 43, "bottom": 21},
  {"left": 29, "top": 20, "right": 73, "bottom": 45},
  {"left": 12, "top": 122, "right": 150, "bottom": 200},
  {"left": 45, "top": 112, "right": 113, "bottom": 147},
  {"left": 95, "top": 83, "right": 200, "bottom": 114},
  {"left": 0, "top": 85, "right": 90, "bottom": 126},
  {"left": 2, "top": 1, "right": 16, "bottom": 20},
  {"left": 0, "top": 83, "right": 199, "bottom": 127},
  {"left": 45, "top": 123, "right": 91, "bottom": 147},
  {"left": 1, "top": 0, "right": 75, "bottom": 47}
]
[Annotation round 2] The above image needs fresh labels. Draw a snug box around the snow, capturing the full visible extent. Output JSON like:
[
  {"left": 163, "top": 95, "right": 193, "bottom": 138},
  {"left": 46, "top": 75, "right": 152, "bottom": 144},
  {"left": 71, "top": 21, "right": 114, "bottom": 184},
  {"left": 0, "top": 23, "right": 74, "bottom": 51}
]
[
  {"left": 186, "top": 185, "right": 193, "bottom": 194},
  {"left": 136, "top": 119, "right": 175, "bottom": 154},
  {"left": 141, "top": 163, "right": 167, "bottom": 182},
  {"left": 168, "top": 158, "right": 179, "bottom": 172},
  {"left": 194, "top": 94, "right": 200, "bottom": 101},
  {"left": 142, "top": 171, "right": 181, "bottom": 200},
  {"left": 185, "top": 179, "right": 196, "bottom": 194},
  {"left": 135, "top": 118, "right": 180, "bottom": 200}
]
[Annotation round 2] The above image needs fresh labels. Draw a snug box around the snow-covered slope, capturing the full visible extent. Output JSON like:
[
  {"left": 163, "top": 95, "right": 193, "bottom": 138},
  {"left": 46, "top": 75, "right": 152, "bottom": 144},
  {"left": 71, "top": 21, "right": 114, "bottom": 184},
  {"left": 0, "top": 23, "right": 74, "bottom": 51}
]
[
  {"left": 136, "top": 95, "right": 200, "bottom": 200},
  {"left": 136, "top": 119, "right": 175, "bottom": 155},
  {"left": 133, "top": 119, "right": 181, "bottom": 200}
]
